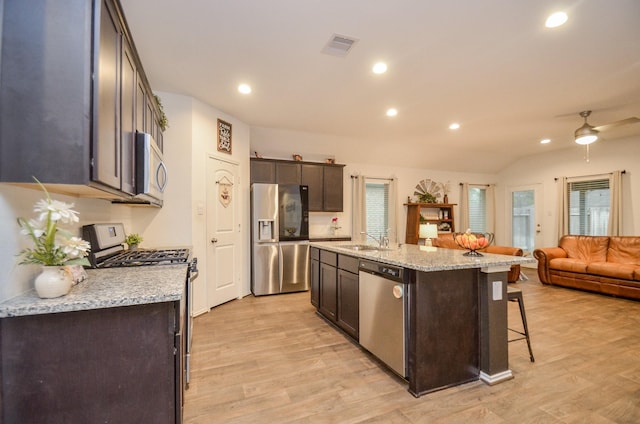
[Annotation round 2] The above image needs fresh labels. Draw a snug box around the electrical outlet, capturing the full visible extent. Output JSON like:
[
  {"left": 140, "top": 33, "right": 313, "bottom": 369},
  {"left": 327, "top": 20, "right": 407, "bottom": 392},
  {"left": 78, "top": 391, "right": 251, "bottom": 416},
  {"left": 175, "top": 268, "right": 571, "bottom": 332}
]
[{"left": 492, "top": 281, "right": 502, "bottom": 301}]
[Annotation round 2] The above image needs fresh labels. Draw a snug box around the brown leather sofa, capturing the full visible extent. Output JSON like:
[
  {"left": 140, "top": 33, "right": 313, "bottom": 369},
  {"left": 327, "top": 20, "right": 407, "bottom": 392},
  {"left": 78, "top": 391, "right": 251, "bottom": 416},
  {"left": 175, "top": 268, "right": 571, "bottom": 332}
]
[
  {"left": 431, "top": 236, "right": 523, "bottom": 283},
  {"left": 534, "top": 235, "right": 640, "bottom": 300}
]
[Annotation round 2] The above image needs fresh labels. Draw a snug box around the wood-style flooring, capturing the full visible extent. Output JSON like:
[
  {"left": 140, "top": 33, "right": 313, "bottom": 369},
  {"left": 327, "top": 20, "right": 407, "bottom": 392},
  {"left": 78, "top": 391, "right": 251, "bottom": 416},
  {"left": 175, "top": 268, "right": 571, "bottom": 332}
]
[{"left": 184, "top": 270, "right": 640, "bottom": 423}]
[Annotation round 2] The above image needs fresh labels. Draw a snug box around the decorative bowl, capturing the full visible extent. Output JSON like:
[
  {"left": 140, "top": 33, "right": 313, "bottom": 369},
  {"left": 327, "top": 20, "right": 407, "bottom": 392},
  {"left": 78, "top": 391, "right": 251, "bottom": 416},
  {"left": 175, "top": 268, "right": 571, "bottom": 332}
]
[{"left": 452, "top": 232, "right": 494, "bottom": 256}]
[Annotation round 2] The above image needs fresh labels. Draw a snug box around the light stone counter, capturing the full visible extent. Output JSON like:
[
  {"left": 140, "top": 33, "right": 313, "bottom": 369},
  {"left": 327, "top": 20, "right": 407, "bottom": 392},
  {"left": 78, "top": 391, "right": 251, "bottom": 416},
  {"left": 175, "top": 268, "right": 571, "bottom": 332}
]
[
  {"left": 0, "top": 264, "right": 188, "bottom": 318},
  {"left": 310, "top": 241, "right": 534, "bottom": 272}
]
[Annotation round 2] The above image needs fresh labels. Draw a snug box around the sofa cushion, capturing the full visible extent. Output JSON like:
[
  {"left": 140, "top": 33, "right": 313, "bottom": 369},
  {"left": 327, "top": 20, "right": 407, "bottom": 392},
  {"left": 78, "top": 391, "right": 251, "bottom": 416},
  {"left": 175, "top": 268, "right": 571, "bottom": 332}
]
[
  {"left": 587, "top": 262, "right": 635, "bottom": 281},
  {"left": 607, "top": 237, "right": 640, "bottom": 266},
  {"left": 549, "top": 258, "right": 588, "bottom": 273},
  {"left": 559, "top": 235, "right": 609, "bottom": 262}
]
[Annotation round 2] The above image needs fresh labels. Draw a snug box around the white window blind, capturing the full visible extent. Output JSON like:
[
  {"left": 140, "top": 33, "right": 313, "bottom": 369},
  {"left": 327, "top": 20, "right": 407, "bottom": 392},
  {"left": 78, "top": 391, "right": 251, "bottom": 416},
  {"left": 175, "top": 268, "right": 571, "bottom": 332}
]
[
  {"left": 468, "top": 187, "right": 486, "bottom": 232},
  {"left": 365, "top": 181, "right": 389, "bottom": 238},
  {"left": 567, "top": 178, "right": 610, "bottom": 235}
]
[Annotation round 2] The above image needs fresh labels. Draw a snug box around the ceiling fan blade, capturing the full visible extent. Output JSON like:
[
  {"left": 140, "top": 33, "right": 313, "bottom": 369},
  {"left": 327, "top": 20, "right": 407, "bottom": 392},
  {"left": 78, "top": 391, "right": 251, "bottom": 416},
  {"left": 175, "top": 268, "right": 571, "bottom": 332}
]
[{"left": 593, "top": 117, "right": 640, "bottom": 132}]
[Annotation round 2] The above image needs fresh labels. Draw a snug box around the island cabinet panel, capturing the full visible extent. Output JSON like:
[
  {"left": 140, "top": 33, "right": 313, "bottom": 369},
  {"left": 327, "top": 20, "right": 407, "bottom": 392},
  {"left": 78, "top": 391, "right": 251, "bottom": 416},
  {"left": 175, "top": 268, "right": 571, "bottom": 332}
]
[
  {"left": 406, "top": 268, "right": 479, "bottom": 397},
  {"left": 318, "top": 250, "right": 338, "bottom": 321},
  {"left": 310, "top": 247, "right": 320, "bottom": 307},
  {"left": 0, "top": 302, "right": 181, "bottom": 424},
  {"left": 337, "top": 268, "right": 359, "bottom": 340},
  {"left": 319, "top": 262, "right": 338, "bottom": 321}
]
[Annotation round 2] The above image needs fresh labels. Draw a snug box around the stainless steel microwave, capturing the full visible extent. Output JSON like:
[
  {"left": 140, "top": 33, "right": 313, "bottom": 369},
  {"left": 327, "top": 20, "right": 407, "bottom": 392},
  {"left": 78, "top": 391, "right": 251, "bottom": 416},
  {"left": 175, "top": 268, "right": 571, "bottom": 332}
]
[{"left": 135, "top": 132, "right": 167, "bottom": 206}]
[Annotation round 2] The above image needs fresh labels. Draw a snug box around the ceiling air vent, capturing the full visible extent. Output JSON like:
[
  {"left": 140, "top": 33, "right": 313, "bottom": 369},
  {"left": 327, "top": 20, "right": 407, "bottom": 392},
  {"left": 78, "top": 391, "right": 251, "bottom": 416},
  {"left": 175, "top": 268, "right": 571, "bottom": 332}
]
[{"left": 321, "top": 34, "right": 359, "bottom": 57}]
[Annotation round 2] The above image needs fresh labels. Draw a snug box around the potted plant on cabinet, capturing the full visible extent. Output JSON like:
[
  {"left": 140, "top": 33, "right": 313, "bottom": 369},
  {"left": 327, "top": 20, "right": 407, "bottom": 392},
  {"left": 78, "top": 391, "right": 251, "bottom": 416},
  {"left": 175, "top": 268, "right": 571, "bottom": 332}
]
[{"left": 125, "top": 233, "right": 143, "bottom": 250}]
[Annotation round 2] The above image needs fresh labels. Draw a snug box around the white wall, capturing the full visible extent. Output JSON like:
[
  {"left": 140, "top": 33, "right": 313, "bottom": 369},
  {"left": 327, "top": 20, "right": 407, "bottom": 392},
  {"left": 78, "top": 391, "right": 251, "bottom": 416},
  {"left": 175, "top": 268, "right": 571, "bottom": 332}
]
[
  {"left": 189, "top": 96, "right": 251, "bottom": 314},
  {"left": 0, "top": 185, "right": 134, "bottom": 301},
  {"left": 136, "top": 92, "right": 252, "bottom": 316},
  {"left": 496, "top": 135, "right": 640, "bottom": 247}
]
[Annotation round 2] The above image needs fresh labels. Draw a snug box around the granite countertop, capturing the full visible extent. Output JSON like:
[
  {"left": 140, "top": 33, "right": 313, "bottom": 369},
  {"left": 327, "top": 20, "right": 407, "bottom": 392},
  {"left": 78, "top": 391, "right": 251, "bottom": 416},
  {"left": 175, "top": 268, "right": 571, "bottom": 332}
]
[
  {"left": 310, "top": 241, "right": 535, "bottom": 272},
  {"left": 0, "top": 264, "right": 188, "bottom": 318}
]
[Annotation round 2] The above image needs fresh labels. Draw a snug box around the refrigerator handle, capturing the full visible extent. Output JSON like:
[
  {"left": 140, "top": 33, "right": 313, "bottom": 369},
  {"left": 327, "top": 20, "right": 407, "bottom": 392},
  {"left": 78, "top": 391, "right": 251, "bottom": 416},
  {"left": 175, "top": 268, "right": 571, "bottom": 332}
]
[{"left": 278, "top": 244, "right": 284, "bottom": 291}]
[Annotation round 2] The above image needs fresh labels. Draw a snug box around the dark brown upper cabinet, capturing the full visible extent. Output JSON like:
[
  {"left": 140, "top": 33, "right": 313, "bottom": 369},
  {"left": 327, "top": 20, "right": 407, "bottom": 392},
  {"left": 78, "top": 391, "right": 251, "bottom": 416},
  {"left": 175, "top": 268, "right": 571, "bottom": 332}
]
[
  {"left": 250, "top": 158, "right": 344, "bottom": 212},
  {"left": 0, "top": 0, "right": 163, "bottom": 202}
]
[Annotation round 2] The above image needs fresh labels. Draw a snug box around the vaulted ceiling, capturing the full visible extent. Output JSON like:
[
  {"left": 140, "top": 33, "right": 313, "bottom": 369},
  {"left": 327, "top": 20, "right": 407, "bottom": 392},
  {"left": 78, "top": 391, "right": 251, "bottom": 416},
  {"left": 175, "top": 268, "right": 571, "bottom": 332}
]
[{"left": 121, "top": 0, "right": 640, "bottom": 173}]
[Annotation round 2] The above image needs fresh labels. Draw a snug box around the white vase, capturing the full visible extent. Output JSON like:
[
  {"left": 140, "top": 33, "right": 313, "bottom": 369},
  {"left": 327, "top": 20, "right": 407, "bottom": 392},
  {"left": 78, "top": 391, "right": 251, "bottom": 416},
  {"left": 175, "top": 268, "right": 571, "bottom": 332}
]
[{"left": 35, "top": 266, "right": 73, "bottom": 299}]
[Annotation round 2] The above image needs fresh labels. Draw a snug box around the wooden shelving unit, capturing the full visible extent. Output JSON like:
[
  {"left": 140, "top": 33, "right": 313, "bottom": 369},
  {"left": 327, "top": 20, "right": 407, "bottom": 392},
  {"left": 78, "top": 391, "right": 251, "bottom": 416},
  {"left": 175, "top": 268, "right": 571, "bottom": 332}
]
[{"left": 405, "top": 203, "right": 456, "bottom": 245}]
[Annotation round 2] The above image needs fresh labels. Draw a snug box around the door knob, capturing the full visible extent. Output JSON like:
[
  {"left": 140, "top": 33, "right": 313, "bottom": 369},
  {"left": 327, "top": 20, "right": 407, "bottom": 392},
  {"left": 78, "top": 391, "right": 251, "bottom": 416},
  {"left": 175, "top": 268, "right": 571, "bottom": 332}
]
[{"left": 211, "top": 238, "right": 218, "bottom": 243}]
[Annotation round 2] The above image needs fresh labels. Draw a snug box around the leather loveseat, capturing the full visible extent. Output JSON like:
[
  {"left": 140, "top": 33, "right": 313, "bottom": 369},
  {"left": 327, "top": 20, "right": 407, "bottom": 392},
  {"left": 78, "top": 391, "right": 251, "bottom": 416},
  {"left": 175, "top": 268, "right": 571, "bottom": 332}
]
[
  {"left": 534, "top": 235, "right": 640, "bottom": 300},
  {"left": 431, "top": 236, "right": 523, "bottom": 283}
]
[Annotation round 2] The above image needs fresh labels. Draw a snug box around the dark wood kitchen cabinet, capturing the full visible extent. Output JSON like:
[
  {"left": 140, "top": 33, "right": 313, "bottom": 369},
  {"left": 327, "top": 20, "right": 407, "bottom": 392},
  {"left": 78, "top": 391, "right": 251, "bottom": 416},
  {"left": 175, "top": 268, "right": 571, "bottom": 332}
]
[
  {"left": 310, "top": 247, "right": 320, "bottom": 307},
  {"left": 319, "top": 251, "right": 338, "bottom": 321},
  {"left": 337, "top": 255, "right": 359, "bottom": 340},
  {"left": 315, "top": 248, "right": 359, "bottom": 341},
  {"left": 276, "top": 162, "right": 302, "bottom": 184},
  {"left": 0, "top": 0, "right": 164, "bottom": 201},
  {"left": 250, "top": 159, "right": 276, "bottom": 183},
  {"left": 250, "top": 159, "right": 344, "bottom": 211},
  {"left": 0, "top": 299, "right": 185, "bottom": 424},
  {"left": 322, "top": 165, "right": 344, "bottom": 212}
]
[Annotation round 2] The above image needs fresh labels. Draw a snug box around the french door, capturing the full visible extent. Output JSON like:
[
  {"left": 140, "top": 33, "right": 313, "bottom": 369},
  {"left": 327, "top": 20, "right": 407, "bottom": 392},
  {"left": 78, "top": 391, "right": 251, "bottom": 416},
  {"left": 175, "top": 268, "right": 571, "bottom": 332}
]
[{"left": 508, "top": 184, "right": 543, "bottom": 266}]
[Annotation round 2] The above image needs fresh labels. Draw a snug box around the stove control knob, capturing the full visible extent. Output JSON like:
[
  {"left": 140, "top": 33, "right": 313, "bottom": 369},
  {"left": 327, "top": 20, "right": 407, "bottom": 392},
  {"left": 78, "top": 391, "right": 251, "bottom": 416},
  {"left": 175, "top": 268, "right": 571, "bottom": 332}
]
[{"left": 211, "top": 238, "right": 218, "bottom": 244}]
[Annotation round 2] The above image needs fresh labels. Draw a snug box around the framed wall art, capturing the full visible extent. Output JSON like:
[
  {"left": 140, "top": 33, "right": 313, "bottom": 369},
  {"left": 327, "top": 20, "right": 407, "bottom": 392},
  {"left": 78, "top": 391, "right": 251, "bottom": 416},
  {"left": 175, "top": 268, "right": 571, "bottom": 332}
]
[{"left": 217, "top": 119, "right": 232, "bottom": 154}]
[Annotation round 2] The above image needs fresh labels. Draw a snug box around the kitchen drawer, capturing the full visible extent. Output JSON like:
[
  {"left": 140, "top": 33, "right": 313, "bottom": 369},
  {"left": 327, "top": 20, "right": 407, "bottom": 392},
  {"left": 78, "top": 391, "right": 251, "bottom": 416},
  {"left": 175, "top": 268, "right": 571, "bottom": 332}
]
[
  {"left": 338, "top": 254, "right": 359, "bottom": 274},
  {"left": 320, "top": 250, "right": 337, "bottom": 267},
  {"left": 310, "top": 247, "right": 319, "bottom": 261}
]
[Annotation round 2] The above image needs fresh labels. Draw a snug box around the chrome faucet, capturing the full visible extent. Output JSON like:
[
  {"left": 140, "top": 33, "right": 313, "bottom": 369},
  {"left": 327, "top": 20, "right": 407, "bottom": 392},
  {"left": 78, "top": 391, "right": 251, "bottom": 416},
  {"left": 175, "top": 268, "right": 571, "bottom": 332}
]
[{"left": 361, "top": 229, "right": 390, "bottom": 248}]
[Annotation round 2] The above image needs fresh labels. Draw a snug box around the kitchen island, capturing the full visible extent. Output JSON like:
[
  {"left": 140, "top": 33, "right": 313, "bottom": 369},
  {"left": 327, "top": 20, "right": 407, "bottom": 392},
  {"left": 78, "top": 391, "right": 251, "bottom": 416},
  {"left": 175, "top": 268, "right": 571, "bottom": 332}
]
[
  {"left": 0, "top": 265, "right": 189, "bottom": 424},
  {"left": 310, "top": 241, "right": 534, "bottom": 397}
]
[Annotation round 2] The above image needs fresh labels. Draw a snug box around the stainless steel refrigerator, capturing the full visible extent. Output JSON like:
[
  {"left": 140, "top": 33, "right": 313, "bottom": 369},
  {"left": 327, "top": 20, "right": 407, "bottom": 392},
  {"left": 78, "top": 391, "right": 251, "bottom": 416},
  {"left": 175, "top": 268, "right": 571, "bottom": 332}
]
[{"left": 251, "top": 183, "right": 310, "bottom": 295}]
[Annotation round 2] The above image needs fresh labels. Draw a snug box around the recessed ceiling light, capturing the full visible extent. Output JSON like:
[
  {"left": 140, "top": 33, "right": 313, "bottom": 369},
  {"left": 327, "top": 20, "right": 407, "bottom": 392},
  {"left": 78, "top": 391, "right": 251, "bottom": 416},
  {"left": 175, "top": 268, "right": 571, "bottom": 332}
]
[
  {"left": 540, "top": 138, "right": 551, "bottom": 144},
  {"left": 449, "top": 123, "right": 460, "bottom": 130},
  {"left": 386, "top": 108, "right": 398, "bottom": 117},
  {"left": 238, "top": 84, "right": 252, "bottom": 94},
  {"left": 372, "top": 62, "right": 388, "bottom": 74},
  {"left": 545, "top": 11, "right": 568, "bottom": 28}
]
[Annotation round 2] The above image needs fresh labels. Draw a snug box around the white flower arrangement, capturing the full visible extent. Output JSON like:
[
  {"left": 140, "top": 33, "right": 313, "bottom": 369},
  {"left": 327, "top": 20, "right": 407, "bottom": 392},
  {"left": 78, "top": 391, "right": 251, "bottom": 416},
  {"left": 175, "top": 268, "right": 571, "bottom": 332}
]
[{"left": 17, "top": 181, "right": 90, "bottom": 267}]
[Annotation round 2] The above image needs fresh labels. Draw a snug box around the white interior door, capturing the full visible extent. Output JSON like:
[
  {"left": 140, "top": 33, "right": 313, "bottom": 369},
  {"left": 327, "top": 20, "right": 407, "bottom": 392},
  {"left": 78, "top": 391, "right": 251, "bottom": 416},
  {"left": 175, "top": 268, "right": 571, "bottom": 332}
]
[
  {"left": 207, "top": 157, "right": 241, "bottom": 308},
  {"left": 508, "top": 184, "right": 543, "bottom": 267}
]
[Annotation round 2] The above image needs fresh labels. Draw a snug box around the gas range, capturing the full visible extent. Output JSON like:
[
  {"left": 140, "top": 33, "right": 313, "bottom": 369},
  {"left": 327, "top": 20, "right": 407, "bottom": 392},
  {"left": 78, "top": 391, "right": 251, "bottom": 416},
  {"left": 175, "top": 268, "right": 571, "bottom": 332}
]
[
  {"left": 82, "top": 223, "right": 190, "bottom": 268},
  {"left": 95, "top": 247, "right": 191, "bottom": 268}
]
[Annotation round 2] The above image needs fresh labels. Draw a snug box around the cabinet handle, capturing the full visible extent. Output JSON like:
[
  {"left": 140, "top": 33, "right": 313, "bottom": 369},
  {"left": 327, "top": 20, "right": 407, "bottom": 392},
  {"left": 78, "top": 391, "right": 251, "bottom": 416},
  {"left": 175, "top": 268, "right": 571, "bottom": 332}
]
[{"left": 211, "top": 238, "right": 218, "bottom": 243}]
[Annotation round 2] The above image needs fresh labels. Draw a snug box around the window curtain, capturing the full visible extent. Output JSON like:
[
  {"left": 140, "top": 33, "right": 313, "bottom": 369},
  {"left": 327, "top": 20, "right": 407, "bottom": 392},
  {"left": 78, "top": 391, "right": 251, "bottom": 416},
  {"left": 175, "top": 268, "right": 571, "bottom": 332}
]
[
  {"left": 486, "top": 184, "right": 496, "bottom": 233},
  {"left": 556, "top": 176, "right": 568, "bottom": 241},
  {"left": 459, "top": 183, "right": 470, "bottom": 232},
  {"left": 351, "top": 175, "right": 367, "bottom": 243},
  {"left": 388, "top": 177, "right": 398, "bottom": 243},
  {"left": 608, "top": 170, "right": 622, "bottom": 236}
]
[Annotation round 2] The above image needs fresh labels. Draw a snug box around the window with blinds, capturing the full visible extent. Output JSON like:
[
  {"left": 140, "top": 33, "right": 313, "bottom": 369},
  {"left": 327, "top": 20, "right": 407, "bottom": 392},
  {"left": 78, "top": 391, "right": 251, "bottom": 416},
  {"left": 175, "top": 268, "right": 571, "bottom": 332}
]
[
  {"left": 365, "top": 181, "right": 389, "bottom": 238},
  {"left": 567, "top": 178, "right": 610, "bottom": 235},
  {"left": 468, "top": 186, "right": 487, "bottom": 232}
]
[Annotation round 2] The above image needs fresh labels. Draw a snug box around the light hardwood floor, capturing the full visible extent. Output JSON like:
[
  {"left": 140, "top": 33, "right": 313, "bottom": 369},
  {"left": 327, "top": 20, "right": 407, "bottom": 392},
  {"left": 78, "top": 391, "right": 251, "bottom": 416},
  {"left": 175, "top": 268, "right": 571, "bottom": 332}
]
[{"left": 184, "top": 270, "right": 640, "bottom": 423}]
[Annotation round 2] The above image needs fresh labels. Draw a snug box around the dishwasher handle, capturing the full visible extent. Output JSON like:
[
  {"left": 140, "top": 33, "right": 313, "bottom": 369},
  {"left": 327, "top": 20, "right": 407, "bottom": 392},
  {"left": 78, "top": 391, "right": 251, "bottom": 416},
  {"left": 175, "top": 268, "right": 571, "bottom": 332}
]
[{"left": 392, "top": 284, "right": 404, "bottom": 299}]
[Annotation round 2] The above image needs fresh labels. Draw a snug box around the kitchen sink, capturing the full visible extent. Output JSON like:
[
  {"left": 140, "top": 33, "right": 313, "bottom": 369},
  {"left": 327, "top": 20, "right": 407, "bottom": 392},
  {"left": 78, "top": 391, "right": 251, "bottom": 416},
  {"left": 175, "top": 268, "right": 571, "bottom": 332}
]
[
  {"left": 341, "top": 244, "right": 396, "bottom": 252},
  {"left": 341, "top": 244, "right": 380, "bottom": 251}
]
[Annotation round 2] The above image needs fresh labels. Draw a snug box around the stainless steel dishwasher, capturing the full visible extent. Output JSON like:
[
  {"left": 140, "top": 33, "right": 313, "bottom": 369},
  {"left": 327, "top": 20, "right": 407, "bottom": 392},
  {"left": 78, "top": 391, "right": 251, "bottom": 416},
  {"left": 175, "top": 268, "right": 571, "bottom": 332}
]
[{"left": 358, "top": 259, "right": 407, "bottom": 377}]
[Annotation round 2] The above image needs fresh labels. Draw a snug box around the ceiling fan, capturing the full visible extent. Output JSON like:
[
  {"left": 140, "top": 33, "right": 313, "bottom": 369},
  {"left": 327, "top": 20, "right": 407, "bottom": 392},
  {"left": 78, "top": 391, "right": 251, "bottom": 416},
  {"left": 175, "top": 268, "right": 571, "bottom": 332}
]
[{"left": 574, "top": 110, "right": 640, "bottom": 145}]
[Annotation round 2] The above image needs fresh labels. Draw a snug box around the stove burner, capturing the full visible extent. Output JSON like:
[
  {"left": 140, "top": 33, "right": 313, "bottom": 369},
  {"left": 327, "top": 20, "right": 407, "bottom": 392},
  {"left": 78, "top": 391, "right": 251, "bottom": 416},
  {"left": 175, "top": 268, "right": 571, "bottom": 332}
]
[{"left": 97, "top": 248, "right": 190, "bottom": 268}]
